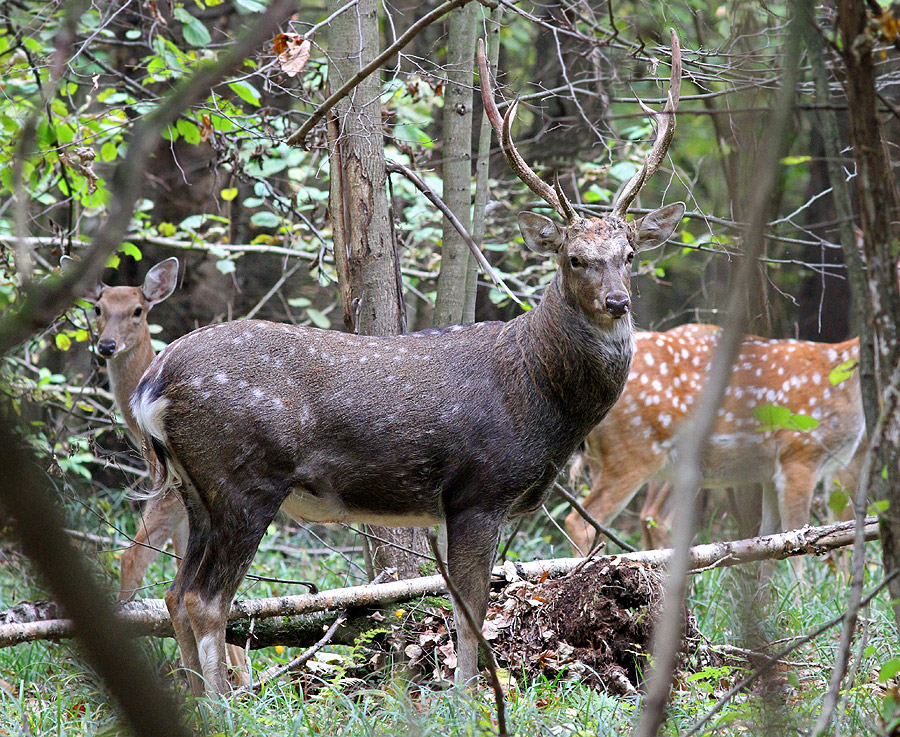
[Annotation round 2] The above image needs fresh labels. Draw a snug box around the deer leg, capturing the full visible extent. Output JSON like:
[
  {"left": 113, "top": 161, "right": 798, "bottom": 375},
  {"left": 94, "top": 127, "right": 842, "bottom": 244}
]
[
  {"left": 775, "top": 462, "right": 817, "bottom": 580},
  {"left": 640, "top": 482, "right": 673, "bottom": 549},
  {"left": 119, "top": 490, "right": 186, "bottom": 601},
  {"left": 445, "top": 508, "right": 502, "bottom": 687},
  {"left": 165, "top": 504, "right": 210, "bottom": 697},
  {"left": 566, "top": 464, "right": 661, "bottom": 555},
  {"left": 181, "top": 508, "right": 274, "bottom": 695}
]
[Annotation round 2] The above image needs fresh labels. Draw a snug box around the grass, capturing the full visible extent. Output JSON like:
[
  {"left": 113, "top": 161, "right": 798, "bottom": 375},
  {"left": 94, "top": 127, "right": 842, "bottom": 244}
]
[{"left": 1, "top": 480, "right": 897, "bottom": 736}]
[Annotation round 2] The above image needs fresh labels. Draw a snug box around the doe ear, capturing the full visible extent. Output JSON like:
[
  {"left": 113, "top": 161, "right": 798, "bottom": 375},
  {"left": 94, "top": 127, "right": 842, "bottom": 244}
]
[
  {"left": 60, "top": 255, "right": 106, "bottom": 302},
  {"left": 634, "top": 202, "right": 685, "bottom": 250},
  {"left": 141, "top": 257, "right": 179, "bottom": 307},
  {"left": 518, "top": 212, "right": 566, "bottom": 255}
]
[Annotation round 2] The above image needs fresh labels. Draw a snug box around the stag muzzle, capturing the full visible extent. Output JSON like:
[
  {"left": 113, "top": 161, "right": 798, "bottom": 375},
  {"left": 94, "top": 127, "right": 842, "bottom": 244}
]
[
  {"left": 605, "top": 291, "right": 630, "bottom": 318},
  {"left": 97, "top": 339, "right": 117, "bottom": 358}
]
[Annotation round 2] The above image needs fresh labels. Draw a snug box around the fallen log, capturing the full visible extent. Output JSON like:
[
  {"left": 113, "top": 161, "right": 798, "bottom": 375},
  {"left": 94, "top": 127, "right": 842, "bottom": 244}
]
[{"left": 0, "top": 517, "right": 879, "bottom": 648}]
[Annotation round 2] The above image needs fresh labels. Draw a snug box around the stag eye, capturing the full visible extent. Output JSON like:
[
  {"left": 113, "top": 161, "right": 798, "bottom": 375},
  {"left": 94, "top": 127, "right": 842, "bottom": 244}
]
[
  {"left": 626, "top": 251, "right": 635, "bottom": 264},
  {"left": 93, "top": 305, "right": 101, "bottom": 316},
  {"left": 569, "top": 256, "right": 583, "bottom": 269},
  {"left": 133, "top": 307, "right": 143, "bottom": 318}
]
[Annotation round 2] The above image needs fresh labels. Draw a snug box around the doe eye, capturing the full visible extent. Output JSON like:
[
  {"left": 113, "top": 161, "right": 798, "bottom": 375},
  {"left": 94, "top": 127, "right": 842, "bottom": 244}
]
[
  {"left": 626, "top": 251, "right": 635, "bottom": 264},
  {"left": 93, "top": 305, "right": 101, "bottom": 316},
  {"left": 569, "top": 256, "right": 583, "bottom": 269},
  {"left": 133, "top": 307, "right": 143, "bottom": 318}
]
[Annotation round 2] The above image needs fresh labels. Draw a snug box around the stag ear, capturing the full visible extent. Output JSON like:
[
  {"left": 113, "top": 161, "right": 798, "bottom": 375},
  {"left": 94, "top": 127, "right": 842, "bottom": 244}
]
[
  {"left": 518, "top": 212, "right": 565, "bottom": 255},
  {"left": 60, "top": 255, "right": 106, "bottom": 302},
  {"left": 142, "top": 257, "right": 179, "bottom": 307},
  {"left": 633, "top": 202, "right": 685, "bottom": 250}
]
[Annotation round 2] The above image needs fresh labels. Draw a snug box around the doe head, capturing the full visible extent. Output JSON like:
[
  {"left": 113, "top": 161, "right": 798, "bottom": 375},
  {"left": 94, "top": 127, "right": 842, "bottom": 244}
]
[{"left": 62, "top": 256, "right": 179, "bottom": 359}]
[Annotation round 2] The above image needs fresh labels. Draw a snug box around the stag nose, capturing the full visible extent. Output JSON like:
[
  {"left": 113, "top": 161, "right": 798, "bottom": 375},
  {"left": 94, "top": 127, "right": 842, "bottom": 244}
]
[
  {"left": 605, "top": 292, "right": 630, "bottom": 318},
  {"left": 97, "top": 339, "right": 117, "bottom": 357}
]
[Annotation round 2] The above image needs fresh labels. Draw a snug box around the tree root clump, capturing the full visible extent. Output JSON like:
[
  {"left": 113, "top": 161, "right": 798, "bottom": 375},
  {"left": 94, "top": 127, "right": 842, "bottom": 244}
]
[{"left": 486, "top": 559, "right": 702, "bottom": 694}]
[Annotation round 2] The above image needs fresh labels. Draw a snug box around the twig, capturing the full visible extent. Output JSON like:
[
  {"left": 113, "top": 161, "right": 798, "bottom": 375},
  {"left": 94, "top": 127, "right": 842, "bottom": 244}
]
[
  {"left": 632, "top": 17, "right": 804, "bottom": 737},
  {"left": 384, "top": 160, "right": 522, "bottom": 306},
  {"left": 426, "top": 532, "right": 509, "bottom": 737},
  {"left": 553, "top": 481, "right": 636, "bottom": 553},
  {"left": 813, "top": 355, "right": 900, "bottom": 735}
]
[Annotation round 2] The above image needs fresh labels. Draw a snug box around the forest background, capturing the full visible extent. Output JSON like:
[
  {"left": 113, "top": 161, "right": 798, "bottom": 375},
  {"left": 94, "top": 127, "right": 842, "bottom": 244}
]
[{"left": 2, "top": 0, "right": 900, "bottom": 735}]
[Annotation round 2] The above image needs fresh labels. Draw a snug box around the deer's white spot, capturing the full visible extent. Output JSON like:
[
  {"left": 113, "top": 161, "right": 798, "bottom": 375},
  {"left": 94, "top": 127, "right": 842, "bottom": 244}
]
[
  {"left": 659, "top": 413, "right": 672, "bottom": 428},
  {"left": 631, "top": 415, "right": 642, "bottom": 427},
  {"left": 809, "top": 396, "right": 817, "bottom": 406},
  {"left": 659, "top": 363, "right": 668, "bottom": 375},
  {"left": 640, "top": 374, "right": 649, "bottom": 385},
  {"left": 191, "top": 376, "right": 203, "bottom": 388},
  {"left": 386, "top": 375, "right": 396, "bottom": 382},
  {"left": 782, "top": 380, "right": 790, "bottom": 392},
  {"left": 651, "top": 379, "right": 662, "bottom": 392},
  {"left": 734, "top": 388, "right": 743, "bottom": 399},
  {"left": 645, "top": 352, "right": 655, "bottom": 366},
  {"left": 359, "top": 356, "right": 368, "bottom": 363},
  {"left": 824, "top": 388, "right": 832, "bottom": 399},
  {"left": 214, "top": 372, "right": 228, "bottom": 384},
  {"left": 252, "top": 387, "right": 264, "bottom": 399}
]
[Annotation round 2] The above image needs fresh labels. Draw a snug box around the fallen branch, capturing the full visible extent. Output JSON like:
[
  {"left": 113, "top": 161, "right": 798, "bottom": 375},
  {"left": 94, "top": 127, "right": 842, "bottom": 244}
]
[{"left": 0, "top": 518, "right": 879, "bottom": 648}]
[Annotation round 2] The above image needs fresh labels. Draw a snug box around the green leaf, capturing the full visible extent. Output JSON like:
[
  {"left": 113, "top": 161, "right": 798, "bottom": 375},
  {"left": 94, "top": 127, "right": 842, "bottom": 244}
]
[
  {"left": 288, "top": 297, "right": 311, "bottom": 308},
  {"left": 753, "top": 404, "right": 819, "bottom": 432},
  {"left": 753, "top": 404, "right": 792, "bottom": 430},
  {"left": 829, "top": 358, "right": 858, "bottom": 386},
  {"left": 220, "top": 187, "right": 238, "bottom": 201},
  {"left": 869, "top": 499, "right": 890, "bottom": 515},
  {"left": 157, "top": 222, "right": 177, "bottom": 237},
  {"left": 173, "top": 8, "right": 212, "bottom": 47},
  {"left": 880, "top": 657, "right": 900, "bottom": 682},
  {"left": 216, "top": 258, "right": 236, "bottom": 275},
  {"left": 229, "top": 81, "right": 261, "bottom": 107},
  {"left": 55, "top": 333, "right": 72, "bottom": 351},
  {"left": 105, "top": 254, "right": 121, "bottom": 269},
  {"left": 780, "top": 155, "right": 812, "bottom": 165},
  {"left": 250, "top": 211, "right": 280, "bottom": 228},
  {"left": 119, "top": 242, "right": 142, "bottom": 261},
  {"left": 305, "top": 308, "right": 330, "bottom": 329},
  {"left": 608, "top": 162, "right": 638, "bottom": 182},
  {"left": 176, "top": 118, "right": 202, "bottom": 145},
  {"left": 827, "top": 487, "right": 849, "bottom": 519},
  {"left": 100, "top": 141, "right": 118, "bottom": 162},
  {"left": 789, "top": 413, "right": 820, "bottom": 431}
]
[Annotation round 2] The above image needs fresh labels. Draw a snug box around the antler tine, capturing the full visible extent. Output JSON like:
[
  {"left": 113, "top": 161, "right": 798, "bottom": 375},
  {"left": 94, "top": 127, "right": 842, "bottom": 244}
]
[
  {"left": 477, "top": 39, "right": 575, "bottom": 224},
  {"left": 611, "top": 29, "right": 682, "bottom": 221},
  {"left": 553, "top": 172, "right": 577, "bottom": 223}
]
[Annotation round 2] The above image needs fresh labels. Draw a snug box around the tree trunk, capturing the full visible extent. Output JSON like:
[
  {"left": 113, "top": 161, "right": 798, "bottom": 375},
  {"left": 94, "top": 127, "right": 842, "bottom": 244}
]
[
  {"left": 837, "top": 0, "right": 900, "bottom": 630},
  {"left": 433, "top": 4, "right": 478, "bottom": 328},
  {"left": 327, "top": 0, "right": 431, "bottom": 580}
]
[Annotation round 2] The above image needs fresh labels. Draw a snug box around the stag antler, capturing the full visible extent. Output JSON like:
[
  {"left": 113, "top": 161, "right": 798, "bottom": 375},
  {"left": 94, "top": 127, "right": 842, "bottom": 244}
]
[
  {"left": 477, "top": 39, "right": 577, "bottom": 225},
  {"left": 611, "top": 29, "right": 682, "bottom": 221}
]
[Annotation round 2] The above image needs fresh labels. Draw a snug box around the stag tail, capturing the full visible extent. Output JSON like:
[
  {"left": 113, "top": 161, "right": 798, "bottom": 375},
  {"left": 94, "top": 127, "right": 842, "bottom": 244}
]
[{"left": 130, "top": 373, "right": 182, "bottom": 500}]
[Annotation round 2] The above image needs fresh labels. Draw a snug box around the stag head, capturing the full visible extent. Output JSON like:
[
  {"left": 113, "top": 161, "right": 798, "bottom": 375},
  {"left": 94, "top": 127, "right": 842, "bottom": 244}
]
[{"left": 478, "top": 33, "right": 684, "bottom": 325}]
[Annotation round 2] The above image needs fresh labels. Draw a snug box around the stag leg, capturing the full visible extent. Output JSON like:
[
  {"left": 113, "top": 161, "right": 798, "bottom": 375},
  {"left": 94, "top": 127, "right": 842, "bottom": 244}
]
[
  {"left": 445, "top": 508, "right": 502, "bottom": 687},
  {"left": 180, "top": 500, "right": 277, "bottom": 695},
  {"left": 119, "top": 490, "right": 186, "bottom": 601}
]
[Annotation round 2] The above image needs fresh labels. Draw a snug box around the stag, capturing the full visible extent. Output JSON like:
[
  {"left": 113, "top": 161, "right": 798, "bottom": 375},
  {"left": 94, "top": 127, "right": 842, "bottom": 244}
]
[{"left": 132, "top": 32, "right": 684, "bottom": 694}]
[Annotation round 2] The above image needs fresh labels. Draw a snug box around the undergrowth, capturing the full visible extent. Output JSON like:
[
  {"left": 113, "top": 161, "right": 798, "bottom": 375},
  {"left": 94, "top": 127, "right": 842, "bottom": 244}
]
[{"left": 0, "top": 485, "right": 897, "bottom": 736}]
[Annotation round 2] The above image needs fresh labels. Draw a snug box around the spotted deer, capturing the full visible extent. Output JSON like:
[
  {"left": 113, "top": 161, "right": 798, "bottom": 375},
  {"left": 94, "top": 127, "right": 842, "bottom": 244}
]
[
  {"left": 565, "top": 324, "right": 865, "bottom": 554},
  {"left": 62, "top": 257, "right": 185, "bottom": 598},
  {"left": 129, "top": 35, "right": 683, "bottom": 694}
]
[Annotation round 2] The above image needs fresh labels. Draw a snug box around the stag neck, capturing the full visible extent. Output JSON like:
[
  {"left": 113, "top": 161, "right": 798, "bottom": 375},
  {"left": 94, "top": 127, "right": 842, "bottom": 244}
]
[{"left": 507, "top": 275, "right": 633, "bottom": 428}]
